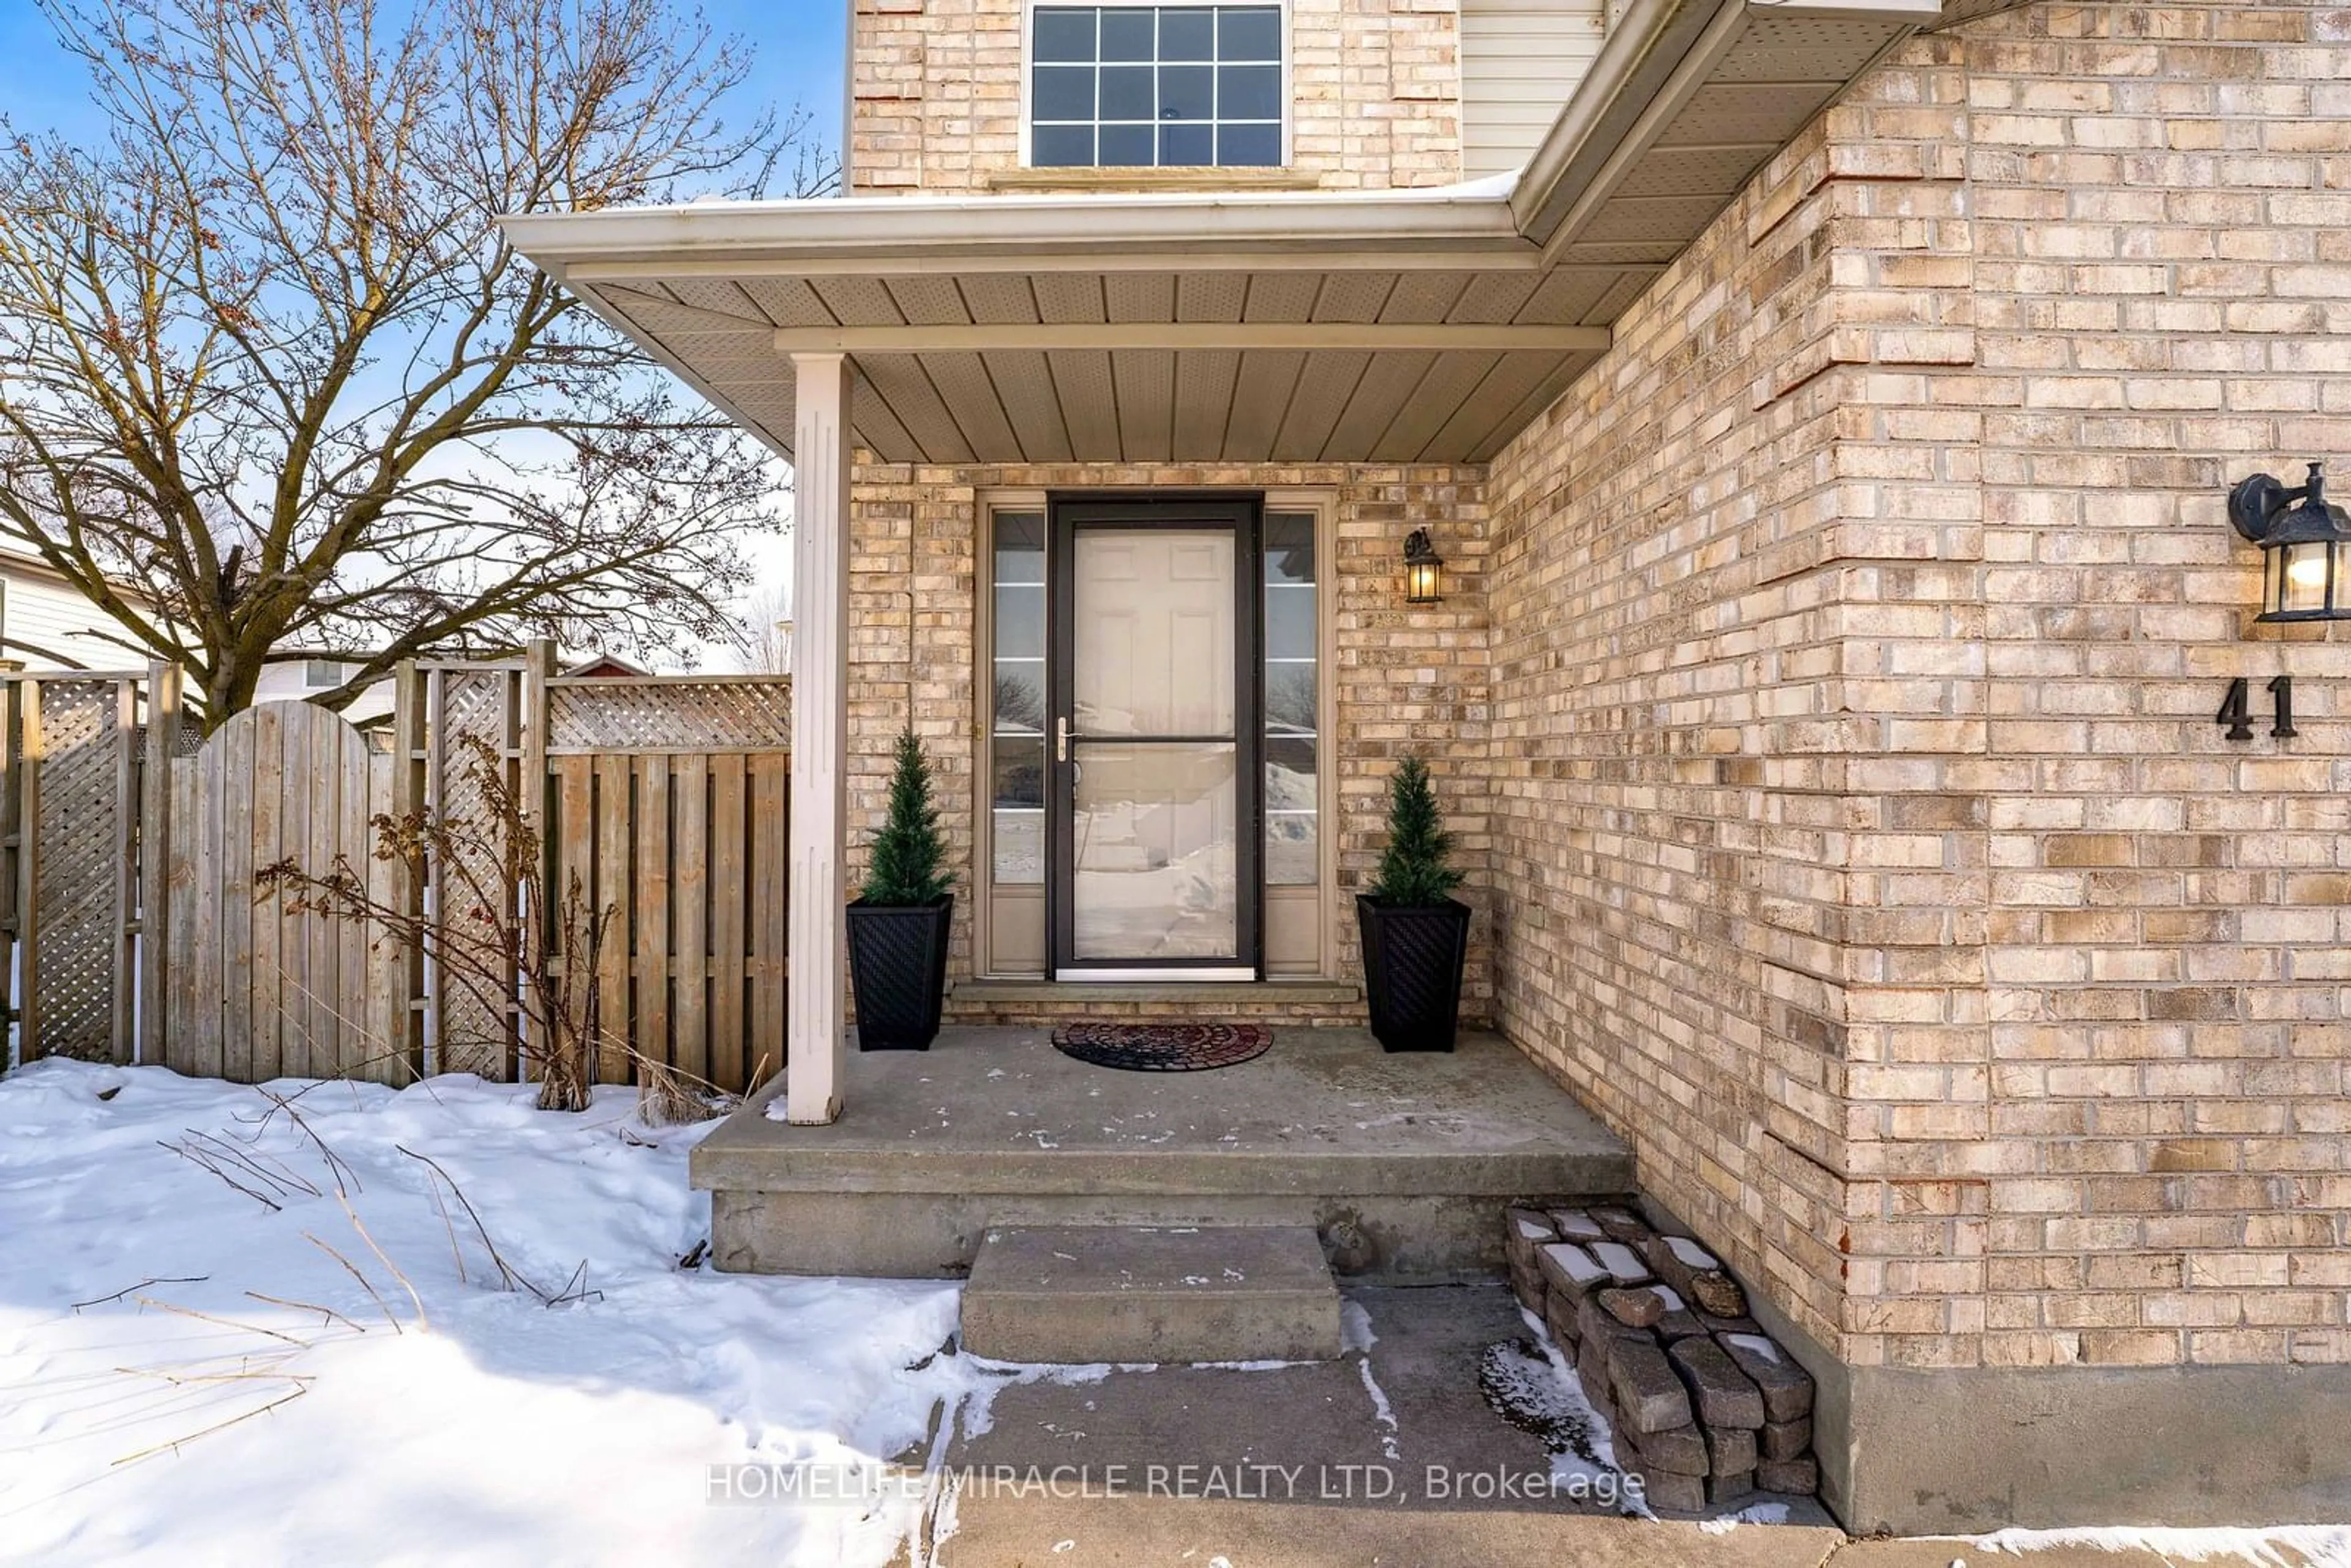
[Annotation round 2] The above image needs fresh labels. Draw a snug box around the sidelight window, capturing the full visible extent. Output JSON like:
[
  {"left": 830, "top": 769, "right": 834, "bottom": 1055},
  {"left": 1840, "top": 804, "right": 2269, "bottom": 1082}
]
[
  {"left": 991, "top": 511, "right": 1048, "bottom": 886},
  {"left": 1263, "top": 511, "right": 1317, "bottom": 886}
]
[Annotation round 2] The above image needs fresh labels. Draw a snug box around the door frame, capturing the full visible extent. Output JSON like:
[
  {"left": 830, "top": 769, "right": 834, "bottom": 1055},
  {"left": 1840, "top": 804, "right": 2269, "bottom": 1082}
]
[{"left": 1046, "top": 492, "right": 1264, "bottom": 980}]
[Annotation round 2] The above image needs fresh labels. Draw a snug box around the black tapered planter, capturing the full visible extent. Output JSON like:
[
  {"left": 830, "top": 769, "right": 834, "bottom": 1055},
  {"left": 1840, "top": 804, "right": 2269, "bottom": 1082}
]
[
  {"left": 847, "top": 895, "right": 953, "bottom": 1051},
  {"left": 1355, "top": 894, "right": 1471, "bottom": 1053}
]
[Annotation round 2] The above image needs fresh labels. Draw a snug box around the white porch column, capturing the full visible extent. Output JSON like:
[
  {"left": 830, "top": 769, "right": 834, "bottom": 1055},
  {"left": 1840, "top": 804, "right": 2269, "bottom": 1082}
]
[{"left": 786, "top": 351, "right": 851, "bottom": 1123}]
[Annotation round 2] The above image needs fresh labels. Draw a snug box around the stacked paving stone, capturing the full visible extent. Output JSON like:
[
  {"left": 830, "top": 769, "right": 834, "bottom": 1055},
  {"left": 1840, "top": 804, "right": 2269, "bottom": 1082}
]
[{"left": 1505, "top": 1204, "right": 1818, "bottom": 1512}]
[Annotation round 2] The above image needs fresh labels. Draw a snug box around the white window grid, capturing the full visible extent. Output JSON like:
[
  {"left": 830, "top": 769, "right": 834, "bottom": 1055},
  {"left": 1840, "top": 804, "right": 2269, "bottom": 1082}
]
[
  {"left": 1022, "top": 1, "right": 1290, "bottom": 170},
  {"left": 991, "top": 517, "right": 1050, "bottom": 887}
]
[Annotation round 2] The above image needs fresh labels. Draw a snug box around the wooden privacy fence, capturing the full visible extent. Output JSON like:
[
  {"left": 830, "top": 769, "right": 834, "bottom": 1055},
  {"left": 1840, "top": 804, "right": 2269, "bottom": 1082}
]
[
  {"left": 553, "top": 747, "right": 790, "bottom": 1098},
  {"left": 1, "top": 653, "right": 792, "bottom": 1095}
]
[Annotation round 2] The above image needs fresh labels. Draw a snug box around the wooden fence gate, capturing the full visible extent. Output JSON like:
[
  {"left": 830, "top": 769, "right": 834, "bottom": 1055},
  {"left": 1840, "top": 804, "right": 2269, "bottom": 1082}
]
[
  {"left": 1, "top": 651, "right": 791, "bottom": 1095},
  {"left": 161, "top": 702, "right": 408, "bottom": 1082}
]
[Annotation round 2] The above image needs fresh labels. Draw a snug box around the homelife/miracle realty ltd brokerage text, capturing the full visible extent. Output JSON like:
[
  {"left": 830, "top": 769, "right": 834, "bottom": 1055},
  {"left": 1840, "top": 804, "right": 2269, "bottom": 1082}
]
[{"left": 708, "top": 1463, "right": 1647, "bottom": 1508}]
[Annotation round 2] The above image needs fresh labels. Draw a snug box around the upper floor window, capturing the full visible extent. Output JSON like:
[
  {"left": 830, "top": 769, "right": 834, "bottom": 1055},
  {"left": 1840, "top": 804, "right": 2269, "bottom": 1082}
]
[{"left": 1029, "top": 5, "right": 1283, "bottom": 169}]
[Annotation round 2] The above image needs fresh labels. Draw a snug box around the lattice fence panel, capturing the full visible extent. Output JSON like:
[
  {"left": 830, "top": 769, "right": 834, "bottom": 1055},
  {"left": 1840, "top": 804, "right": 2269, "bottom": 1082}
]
[
  {"left": 433, "top": 669, "right": 516, "bottom": 1076},
  {"left": 547, "top": 679, "right": 791, "bottom": 752},
  {"left": 31, "top": 681, "right": 126, "bottom": 1062}
]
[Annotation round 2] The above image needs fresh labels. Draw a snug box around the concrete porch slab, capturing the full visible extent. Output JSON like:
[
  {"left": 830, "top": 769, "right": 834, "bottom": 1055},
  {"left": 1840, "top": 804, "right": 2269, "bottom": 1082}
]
[
  {"left": 696, "top": 1026, "right": 1630, "bottom": 1195},
  {"left": 694, "top": 1027, "right": 1635, "bottom": 1280}
]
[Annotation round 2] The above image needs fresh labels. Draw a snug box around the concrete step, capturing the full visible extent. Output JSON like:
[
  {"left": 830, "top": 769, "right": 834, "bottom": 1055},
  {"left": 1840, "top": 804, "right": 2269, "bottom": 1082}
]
[
  {"left": 961, "top": 1223, "right": 1343, "bottom": 1365},
  {"left": 695, "top": 1028, "right": 1637, "bottom": 1280}
]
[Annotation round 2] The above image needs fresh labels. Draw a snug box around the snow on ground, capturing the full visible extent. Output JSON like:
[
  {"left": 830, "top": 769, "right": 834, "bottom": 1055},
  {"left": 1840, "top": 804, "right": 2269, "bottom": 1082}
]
[
  {"left": 0, "top": 1059, "right": 1029, "bottom": 1567},
  {"left": 7, "top": 1059, "right": 2349, "bottom": 1567},
  {"left": 1341, "top": 1299, "right": 1402, "bottom": 1463},
  {"left": 1507, "top": 1303, "right": 1646, "bottom": 1516}
]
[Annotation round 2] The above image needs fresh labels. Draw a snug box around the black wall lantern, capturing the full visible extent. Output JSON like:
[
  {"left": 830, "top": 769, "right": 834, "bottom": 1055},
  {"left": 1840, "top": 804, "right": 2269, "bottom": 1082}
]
[
  {"left": 1403, "top": 528, "right": 1444, "bottom": 605},
  {"left": 2230, "top": 461, "right": 2351, "bottom": 621}
]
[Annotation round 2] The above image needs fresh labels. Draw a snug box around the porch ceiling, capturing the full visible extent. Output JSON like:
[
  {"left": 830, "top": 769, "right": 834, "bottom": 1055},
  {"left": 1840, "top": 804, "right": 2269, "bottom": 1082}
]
[
  {"left": 502, "top": 0, "right": 1943, "bottom": 468},
  {"left": 579, "top": 266, "right": 1617, "bottom": 467}
]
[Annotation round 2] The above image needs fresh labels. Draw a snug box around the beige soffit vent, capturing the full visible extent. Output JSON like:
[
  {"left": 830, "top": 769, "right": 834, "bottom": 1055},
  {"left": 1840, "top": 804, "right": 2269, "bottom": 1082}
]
[
  {"left": 1509, "top": 0, "right": 1943, "bottom": 260},
  {"left": 497, "top": 0, "right": 1943, "bottom": 465}
]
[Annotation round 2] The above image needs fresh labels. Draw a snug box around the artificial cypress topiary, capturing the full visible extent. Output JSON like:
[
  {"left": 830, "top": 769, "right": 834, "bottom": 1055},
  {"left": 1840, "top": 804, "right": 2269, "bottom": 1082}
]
[
  {"left": 861, "top": 727, "right": 954, "bottom": 906},
  {"left": 1367, "top": 754, "right": 1463, "bottom": 907}
]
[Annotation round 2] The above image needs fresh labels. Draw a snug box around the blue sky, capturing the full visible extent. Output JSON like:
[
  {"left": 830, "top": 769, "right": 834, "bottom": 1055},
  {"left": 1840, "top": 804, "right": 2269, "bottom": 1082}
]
[
  {"left": 0, "top": 1, "right": 848, "bottom": 176},
  {"left": 700, "top": 0, "right": 851, "bottom": 179}
]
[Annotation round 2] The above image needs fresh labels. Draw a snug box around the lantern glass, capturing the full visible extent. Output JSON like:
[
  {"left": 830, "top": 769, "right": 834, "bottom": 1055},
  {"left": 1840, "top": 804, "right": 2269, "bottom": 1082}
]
[
  {"left": 1404, "top": 557, "right": 1441, "bottom": 604},
  {"left": 2275, "top": 539, "right": 2331, "bottom": 617}
]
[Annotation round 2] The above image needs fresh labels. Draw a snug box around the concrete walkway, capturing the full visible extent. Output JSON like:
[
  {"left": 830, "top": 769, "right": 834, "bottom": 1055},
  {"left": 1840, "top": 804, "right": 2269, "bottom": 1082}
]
[
  {"left": 929, "top": 1512, "right": 2314, "bottom": 1567},
  {"left": 911, "top": 1283, "right": 2328, "bottom": 1568}
]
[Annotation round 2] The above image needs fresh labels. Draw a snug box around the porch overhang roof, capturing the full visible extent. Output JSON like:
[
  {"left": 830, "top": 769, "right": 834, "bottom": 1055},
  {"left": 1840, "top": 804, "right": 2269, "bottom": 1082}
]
[{"left": 500, "top": 0, "right": 1944, "bottom": 468}]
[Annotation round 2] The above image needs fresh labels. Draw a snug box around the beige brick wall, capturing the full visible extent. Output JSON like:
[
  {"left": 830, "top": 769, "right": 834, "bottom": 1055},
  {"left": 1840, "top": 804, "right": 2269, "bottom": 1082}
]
[
  {"left": 1827, "top": 0, "right": 2351, "bottom": 1375},
  {"left": 1485, "top": 117, "right": 1859, "bottom": 1349},
  {"left": 849, "top": 0, "right": 1463, "bottom": 193},
  {"left": 846, "top": 460, "right": 1494, "bottom": 1013},
  {"left": 1486, "top": 0, "right": 2351, "bottom": 1371}
]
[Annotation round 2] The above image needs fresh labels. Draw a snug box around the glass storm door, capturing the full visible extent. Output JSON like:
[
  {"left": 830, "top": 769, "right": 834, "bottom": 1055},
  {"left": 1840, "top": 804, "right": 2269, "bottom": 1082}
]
[{"left": 1049, "top": 498, "right": 1261, "bottom": 979}]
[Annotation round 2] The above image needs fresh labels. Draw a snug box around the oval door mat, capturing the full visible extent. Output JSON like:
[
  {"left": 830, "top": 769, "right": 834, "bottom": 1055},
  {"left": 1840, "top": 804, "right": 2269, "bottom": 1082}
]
[{"left": 1050, "top": 1022, "right": 1272, "bottom": 1073}]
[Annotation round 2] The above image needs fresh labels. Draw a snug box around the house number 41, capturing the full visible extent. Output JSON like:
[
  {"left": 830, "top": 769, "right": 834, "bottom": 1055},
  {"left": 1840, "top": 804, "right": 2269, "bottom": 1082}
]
[{"left": 2216, "top": 675, "right": 2296, "bottom": 741}]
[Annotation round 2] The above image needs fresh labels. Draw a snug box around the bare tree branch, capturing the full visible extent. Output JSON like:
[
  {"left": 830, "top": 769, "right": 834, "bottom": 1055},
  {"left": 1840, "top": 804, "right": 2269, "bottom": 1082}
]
[
  {"left": 737, "top": 578, "right": 793, "bottom": 675},
  {"left": 0, "top": 0, "right": 829, "bottom": 730}
]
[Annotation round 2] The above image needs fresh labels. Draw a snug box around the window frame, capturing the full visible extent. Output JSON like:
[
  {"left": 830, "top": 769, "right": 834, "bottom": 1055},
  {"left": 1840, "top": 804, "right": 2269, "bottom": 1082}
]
[
  {"left": 985, "top": 503, "right": 1049, "bottom": 899},
  {"left": 977, "top": 489, "right": 1052, "bottom": 978},
  {"left": 1258, "top": 487, "right": 1335, "bottom": 976},
  {"left": 1019, "top": 0, "right": 1292, "bottom": 172}
]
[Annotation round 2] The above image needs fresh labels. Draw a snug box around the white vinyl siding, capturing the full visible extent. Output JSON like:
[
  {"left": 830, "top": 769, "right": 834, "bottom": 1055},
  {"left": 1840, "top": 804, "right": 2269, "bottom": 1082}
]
[
  {"left": 0, "top": 565, "right": 137, "bottom": 671},
  {"left": 1458, "top": 0, "right": 1608, "bottom": 178},
  {"left": 0, "top": 558, "right": 396, "bottom": 720}
]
